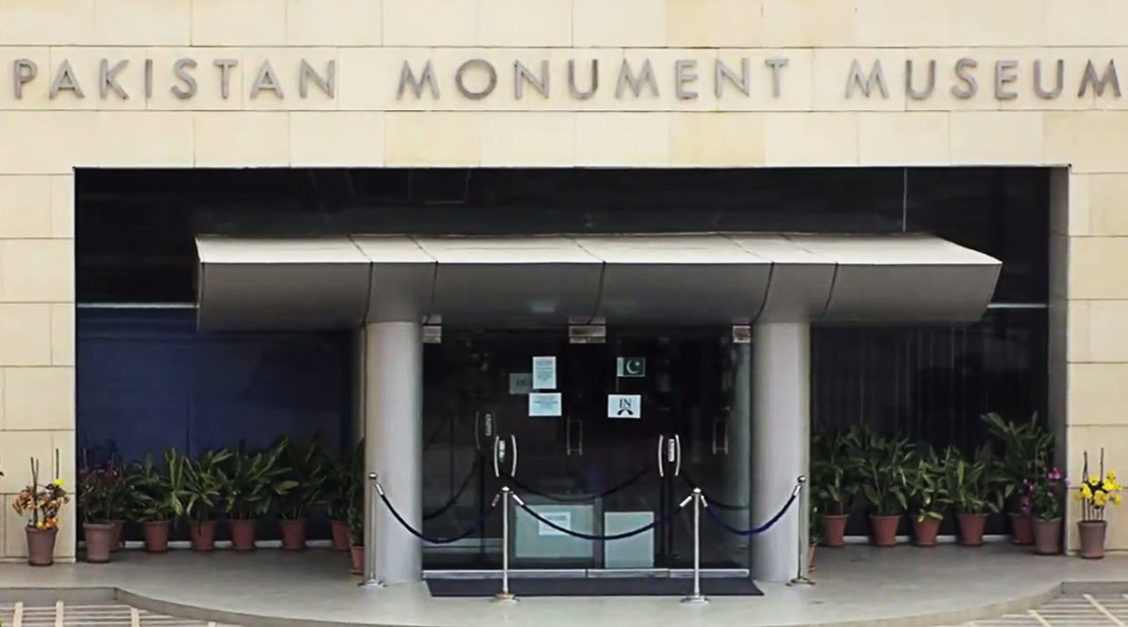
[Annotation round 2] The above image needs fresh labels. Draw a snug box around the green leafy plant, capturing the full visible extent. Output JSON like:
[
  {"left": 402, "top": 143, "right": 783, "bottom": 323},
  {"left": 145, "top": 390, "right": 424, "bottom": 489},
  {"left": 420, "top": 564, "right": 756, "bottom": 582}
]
[
  {"left": 907, "top": 448, "right": 950, "bottom": 523},
  {"left": 278, "top": 438, "right": 328, "bottom": 521},
  {"left": 943, "top": 445, "right": 1001, "bottom": 515},
  {"left": 326, "top": 439, "right": 363, "bottom": 522},
  {"left": 982, "top": 412, "right": 1053, "bottom": 513},
  {"left": 219, "top": 438, "right": 298, "bottom": 520},
  {"left": 185, "top": 448, "right": 232, "bottom": 524},
  {"left": 127, "top": 454, "right": 177, "bottom": 523},
  {"left": 812, "top": 430, "right": 856, "bottom": 516},
  {"left": 346, "top": 498, "right": 364, "bottom": 547},
  {"left": 845, "top": 425, "right": 913, "bottom": 516}
]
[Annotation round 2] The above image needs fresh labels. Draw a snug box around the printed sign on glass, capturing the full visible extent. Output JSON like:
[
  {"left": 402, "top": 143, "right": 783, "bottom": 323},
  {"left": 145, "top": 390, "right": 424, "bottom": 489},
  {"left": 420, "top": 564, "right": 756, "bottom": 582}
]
[
  {"left": 607, "top": 394, "right": 642, "bottom": 419},
  {"left": 529, "top": 392, "right": 562, "bottom": 417},
  {"left": 509, "top": 372, "right": 533, "bottom": 395},
  {"left": 616, "top": 357, "right": 646, "bottom": 378},
  {"left": 532, "top": 356, "right": 557, "bottom": 390}
]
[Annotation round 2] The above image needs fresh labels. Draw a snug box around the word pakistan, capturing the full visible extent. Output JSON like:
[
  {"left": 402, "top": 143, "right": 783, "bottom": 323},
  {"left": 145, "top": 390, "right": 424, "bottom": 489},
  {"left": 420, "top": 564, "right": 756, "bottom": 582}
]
[{"left": 10, "top": 56, "right": 1126, "bottom": 102}]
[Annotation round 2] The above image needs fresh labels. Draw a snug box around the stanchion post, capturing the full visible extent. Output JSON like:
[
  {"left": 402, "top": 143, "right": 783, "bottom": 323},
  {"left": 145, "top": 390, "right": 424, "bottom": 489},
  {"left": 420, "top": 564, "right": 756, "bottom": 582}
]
[
  {"left": 493, "top": 486, "right": 517, "bottom": 603},
  {"left": 361, "top": 472, "right": 384, "bottom": 588},
  {"left": 681, "top": 488, "right": 708, "bottom": 605},
  {"left": 788, "top": 475, "right": 814, "bottom": 587}
]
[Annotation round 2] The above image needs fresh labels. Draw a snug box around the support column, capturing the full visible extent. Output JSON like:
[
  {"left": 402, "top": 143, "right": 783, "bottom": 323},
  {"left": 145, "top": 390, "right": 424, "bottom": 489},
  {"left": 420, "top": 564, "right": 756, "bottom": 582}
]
[
  {"left": 724, "top": 342, "right": 752, "bottom": 563},
  {"left": 751, "top": 322, "right": 809, "bottom": 583},
  {"left": 365, "top": 321, "right": 423, "bottom": 585}
]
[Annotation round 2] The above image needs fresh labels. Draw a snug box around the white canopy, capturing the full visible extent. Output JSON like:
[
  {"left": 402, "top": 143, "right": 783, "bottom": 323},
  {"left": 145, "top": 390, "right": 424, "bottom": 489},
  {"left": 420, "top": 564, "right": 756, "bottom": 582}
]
[{"left": 195, "top": 233, "right": 1001, "bottom": 330}]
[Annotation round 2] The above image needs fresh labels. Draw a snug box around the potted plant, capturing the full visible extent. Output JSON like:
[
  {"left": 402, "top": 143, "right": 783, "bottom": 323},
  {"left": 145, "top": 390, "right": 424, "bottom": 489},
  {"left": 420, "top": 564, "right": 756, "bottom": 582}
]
[
  {"left": 78, "top": 459, "right": 129, "bottom": 563},
  {"left": 326, "top": 440, "right": 363, "bottom": 551},
  {"left": 846, "top": 426, "right": 912, "bottom": 547},
  {"left": 184, "top": 448, "right": 231, "bottom": 551},
  {"left": 943, "top": 445, "right": 999, "bottom": 546},
  {"left": 347, "top": 499, "right": 364, "bottom": 574},
  {"left": 277, "top": 438, "right": 327, "bottom": 551},
  {"left": 12, "top": 456, "right": 70, "bottom": 566},
  {"left": 1076, "top": 449, "right": 1122, "bottom": 559},
  {"left": 908, "top": 448, "right": 950, "bottom": 547},
  {"left": 126, "top": 455, "right": 178, "bottom": 553},
  {"left": 219, "top": 438, "right": 296, "bottom": 551},
  {"left": 1028, "top": 466, "right": 1065, "bottom": 555},
  {"left": 982, "top": 412, "right": 1053, "bottom": 546},
  {"left": 812, "top": 430, "right": 854, "bottom": 547}
]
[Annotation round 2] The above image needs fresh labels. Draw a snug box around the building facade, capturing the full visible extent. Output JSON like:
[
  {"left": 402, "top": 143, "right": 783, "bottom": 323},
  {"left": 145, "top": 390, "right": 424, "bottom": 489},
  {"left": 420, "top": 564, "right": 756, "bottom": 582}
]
[{"left": 0, "top": 0, "right": 1119, "bottom": 572}]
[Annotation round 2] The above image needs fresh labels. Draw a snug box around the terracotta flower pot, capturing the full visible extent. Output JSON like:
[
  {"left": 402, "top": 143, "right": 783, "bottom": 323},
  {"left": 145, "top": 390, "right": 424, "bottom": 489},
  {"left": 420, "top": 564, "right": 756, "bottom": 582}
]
[
  {"left": 1033, "top": 517, "right": 1062, "bottom": 555},
  {"left": 111, "top": 521, "right": 124, "bottom": 552},
  {"left": 142, "top": 521, "right": 171, "bottom": 553},
  {"left": 189, "top": 520, "right": 217, "bottom": 552},
  {"left": 821, "top": 514, "right": 848, "bottom": 547},
  {"left": 83, "top": 522, "right": 116, "bottom": 563},
  {"left": 279, "top": 519, "right": 307, "bottom": 551},
  {"left": 26, "top": 526, "right": 58, "bottom": 566},
  {"left": 350, "top": 546, "right": 364, "bottom": 574},
  {"left": 1009, "top": 512, "right": 1034, "bottom": 545},
  {"left": 956, "top": 513, "right": 988, "bottom": 546},
  {"left": 912, "top": 516, "right": 942, "bottom": 547},
  {"left": 330, "top": 520, "right": 350, "bottom": 551},
  {"left": 228, "top": 519, "right": 257, "bottom": 551},
  {"left": 1078, "top": 520, "right": 1107, "bottom": 559},
  {"left": 869, "top": 514, "right": 901, "bottom": 547}
]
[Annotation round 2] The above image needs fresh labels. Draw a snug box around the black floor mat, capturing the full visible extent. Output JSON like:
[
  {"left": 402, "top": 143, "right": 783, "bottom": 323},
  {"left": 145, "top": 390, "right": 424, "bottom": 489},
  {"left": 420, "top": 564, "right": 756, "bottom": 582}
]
[{"left": 426, "top": 576, "right": 763, "bottom": 597}]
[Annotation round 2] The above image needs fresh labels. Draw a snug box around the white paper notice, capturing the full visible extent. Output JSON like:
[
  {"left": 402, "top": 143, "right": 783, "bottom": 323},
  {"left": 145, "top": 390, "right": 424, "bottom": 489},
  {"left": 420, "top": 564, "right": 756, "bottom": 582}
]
[
  {"left": 529, "top": 392, "right": 562, "bottom": 417},
  {"left": 532, "top": 356, "right": 557, "bottom": 389},
  {"left": 537, "top": 510, "right": 572, "bottom": 536},
  {"left": 607, "top": 394, "right": 642, "bottom": 419},
  {"left": 509, "top": 372, "right": 533, "bottom": 395}
]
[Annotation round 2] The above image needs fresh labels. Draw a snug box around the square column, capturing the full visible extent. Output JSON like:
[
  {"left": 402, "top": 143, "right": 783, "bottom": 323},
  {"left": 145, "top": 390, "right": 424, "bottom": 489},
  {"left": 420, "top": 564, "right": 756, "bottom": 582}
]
[
  {"left": 751, "top": 322, "right": 809, "bottom": 583},
  {"left": 365, "top": 321, "right": 424, "bottom": 585}
]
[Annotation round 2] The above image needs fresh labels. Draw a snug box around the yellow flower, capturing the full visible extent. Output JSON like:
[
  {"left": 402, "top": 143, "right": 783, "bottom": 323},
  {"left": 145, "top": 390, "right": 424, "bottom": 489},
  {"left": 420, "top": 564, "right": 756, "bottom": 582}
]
[
  {"left": 1082, "top": 484, "right": 1093, "bottom": 498},
  {"left": 1109, "top": 471, "right": 1118, "bottom": 481},
  {"left": 1105, "top": 480, "right": 1115, "bottom": 492},
  {"left": 52, "top": 479, "right": 63, "bottom": 487},
  {"left": 1090, "top": 475, "right": 1101, "bottom": 485},
  {"left": 1115, "top": 494, "right": 1124, "bottom": 505},
  {"left": 1095, "top": 492, "right": 1109, "bottom": 507}
]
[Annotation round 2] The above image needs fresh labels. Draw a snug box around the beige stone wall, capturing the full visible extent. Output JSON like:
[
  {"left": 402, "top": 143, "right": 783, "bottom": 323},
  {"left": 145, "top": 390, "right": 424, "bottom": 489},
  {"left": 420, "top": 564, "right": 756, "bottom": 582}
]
[{"left": 0, "top": 0, "right": 1123, "bottom": 558}]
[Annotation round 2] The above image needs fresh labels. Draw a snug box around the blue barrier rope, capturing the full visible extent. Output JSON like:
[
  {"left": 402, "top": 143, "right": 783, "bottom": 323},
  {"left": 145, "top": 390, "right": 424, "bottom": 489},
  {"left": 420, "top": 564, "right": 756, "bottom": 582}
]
[
  {"left": 502, "top": 467, "right": 651, "bottom": 504},
  {"left": 703, "top": 491, "right": 798, "bottom": 536},
  {"left": 378, "top": 488, "right": 497, "bottom": 545},
  {"left": 512, "top": 493, "right": 689, "bottom": 541}
]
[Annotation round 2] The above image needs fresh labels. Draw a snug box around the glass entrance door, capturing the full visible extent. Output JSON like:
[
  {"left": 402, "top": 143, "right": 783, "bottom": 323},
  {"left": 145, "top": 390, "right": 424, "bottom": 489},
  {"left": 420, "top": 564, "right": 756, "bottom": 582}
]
[{"left": 419, "top": 328, "right": 752, "bottom": 572}]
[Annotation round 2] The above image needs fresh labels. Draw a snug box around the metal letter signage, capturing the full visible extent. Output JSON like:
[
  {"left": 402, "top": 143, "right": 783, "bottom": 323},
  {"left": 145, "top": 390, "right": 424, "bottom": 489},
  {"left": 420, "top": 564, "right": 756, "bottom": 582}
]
[{"left": 6, "top": 54, "right": 1128, "bottom": 107}]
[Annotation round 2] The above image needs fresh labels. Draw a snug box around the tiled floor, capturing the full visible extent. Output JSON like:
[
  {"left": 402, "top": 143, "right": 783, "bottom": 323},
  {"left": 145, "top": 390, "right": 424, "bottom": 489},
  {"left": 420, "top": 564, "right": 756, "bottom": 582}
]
[
  {"left": 0, "top": 602, "right": 240, "bottom": 626},
  {"left": 949, "top": 594, "right": 1128, "bottom": 626}
]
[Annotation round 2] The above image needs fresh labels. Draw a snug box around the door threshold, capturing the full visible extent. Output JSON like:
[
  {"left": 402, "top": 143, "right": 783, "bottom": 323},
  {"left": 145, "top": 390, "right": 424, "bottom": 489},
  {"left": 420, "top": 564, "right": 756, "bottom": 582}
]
[{"left": 423, "top": 568, "right": 750, "bottom": 580}]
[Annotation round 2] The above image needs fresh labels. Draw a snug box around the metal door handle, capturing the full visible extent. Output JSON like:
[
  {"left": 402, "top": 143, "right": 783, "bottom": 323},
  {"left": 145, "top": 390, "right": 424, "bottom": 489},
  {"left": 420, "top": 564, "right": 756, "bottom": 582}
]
[
  {"left": 657, "top": 435, "right": 665, "bottom": 478},
  {"left": 492, "top": 435, "right": 501, "bottom": 478},
  {"left": 509, "top": 434, "right": 518, "bottom": 477},
  {"left": 712, "top": 418, "right": 729, "bottom": 455},
  {"left": 674, "top": 434, "right": 682, "bottom": 477}
]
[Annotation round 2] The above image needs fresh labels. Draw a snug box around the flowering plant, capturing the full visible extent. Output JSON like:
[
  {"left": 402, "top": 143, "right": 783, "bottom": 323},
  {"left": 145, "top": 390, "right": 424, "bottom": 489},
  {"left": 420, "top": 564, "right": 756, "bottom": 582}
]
[
  {"left": 1026, "top": 467, "right": 1065, "bottom": 521},
  {"left": 1077, "top": 450, "right": 1122, "bottom": 522},
  {"left": 12, "top": 457, "right": 69, "bottom": 531},
  {"left": 78, "top": 458, "right": 130, "bottom": 523}
]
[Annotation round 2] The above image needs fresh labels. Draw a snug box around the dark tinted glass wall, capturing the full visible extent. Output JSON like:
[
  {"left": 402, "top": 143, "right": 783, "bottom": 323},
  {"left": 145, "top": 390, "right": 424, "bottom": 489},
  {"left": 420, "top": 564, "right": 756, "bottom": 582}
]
[{"left": 76, "top": 167, "right": 1048, "bottom": 304}]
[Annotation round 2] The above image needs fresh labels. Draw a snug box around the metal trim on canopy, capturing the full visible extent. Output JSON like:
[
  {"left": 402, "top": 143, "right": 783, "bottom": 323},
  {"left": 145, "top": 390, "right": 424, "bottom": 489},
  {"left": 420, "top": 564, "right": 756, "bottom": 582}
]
[{"left": 194, "top": 233, "right": 1001, "bottom": 330}]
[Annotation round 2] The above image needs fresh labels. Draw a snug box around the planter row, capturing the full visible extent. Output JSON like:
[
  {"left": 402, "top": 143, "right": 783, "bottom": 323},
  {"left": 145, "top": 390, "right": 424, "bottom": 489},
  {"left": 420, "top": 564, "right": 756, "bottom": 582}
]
[{"left": 821, "top": 512, "right": 1064, "bottom": 554}]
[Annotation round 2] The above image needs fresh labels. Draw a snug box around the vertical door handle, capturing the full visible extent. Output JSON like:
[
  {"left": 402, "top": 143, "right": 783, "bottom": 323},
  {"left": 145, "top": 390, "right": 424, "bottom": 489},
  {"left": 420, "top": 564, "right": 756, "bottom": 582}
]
[
  {"left": 673, "top": 434, "right": 682, "bottom": 478},
  {"left": 657, "top": 435, "right": 666, "bottom": 478},
  {"left": 509, "top": 434, "right": 518, "bottom": 477},
  {"left": 492, "top": 435, "right": 501, "bottom": 478}
]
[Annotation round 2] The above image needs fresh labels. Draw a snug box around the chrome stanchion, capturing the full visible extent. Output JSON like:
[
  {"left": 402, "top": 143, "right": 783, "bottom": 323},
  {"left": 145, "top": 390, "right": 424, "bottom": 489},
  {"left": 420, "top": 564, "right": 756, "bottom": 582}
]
[
  {"left": 362, "top": 472, "right": 384, "bottom": 588},
  {"left": 493, "top": 486, "right": 517, "bottom": 603},
  {"left": 788, "top": 475, "right": 814, "bottom": 587},
  {"left": 681, "top": 487, "right": 708, "bottom": 605}
]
